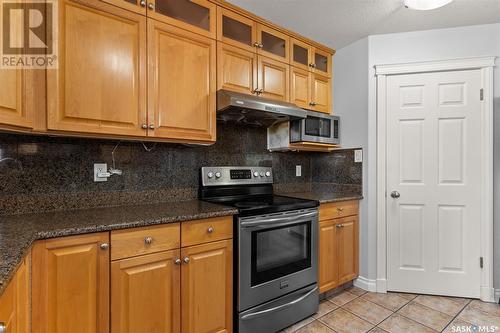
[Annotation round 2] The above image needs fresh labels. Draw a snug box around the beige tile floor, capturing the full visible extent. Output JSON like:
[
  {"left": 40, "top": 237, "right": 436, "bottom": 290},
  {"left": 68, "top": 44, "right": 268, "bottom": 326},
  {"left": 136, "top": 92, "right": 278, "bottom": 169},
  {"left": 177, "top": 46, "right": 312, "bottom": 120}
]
[{"left": 281, "top": 287, "right": 500, "bottom": 333}]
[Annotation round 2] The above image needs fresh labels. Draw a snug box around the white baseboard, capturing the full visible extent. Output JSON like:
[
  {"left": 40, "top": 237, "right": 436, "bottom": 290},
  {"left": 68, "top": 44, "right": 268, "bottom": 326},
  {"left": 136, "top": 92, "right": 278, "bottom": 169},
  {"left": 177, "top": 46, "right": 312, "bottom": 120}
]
[
  {"left": 376, "top": 278, "right": 388, "bottom": 293},
  {"left": 353, "top": 276, "right": 377, "bottom": 292},
  {"left": 480, "top": 286, "right": 496, "bottom": 303},
  {"left": 495, "top": 289, "right": 500, "bottom": 303}
]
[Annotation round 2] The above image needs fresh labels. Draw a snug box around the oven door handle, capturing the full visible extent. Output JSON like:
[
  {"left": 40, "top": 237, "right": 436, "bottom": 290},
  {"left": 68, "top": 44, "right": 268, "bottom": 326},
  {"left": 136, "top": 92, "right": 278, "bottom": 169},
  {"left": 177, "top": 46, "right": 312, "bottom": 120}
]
[
  {"left": 240, "top": 211, "right": 317, "bottom": 228},
  {"left": 240, "top": 286, "right": 318, "bottom": 321}
]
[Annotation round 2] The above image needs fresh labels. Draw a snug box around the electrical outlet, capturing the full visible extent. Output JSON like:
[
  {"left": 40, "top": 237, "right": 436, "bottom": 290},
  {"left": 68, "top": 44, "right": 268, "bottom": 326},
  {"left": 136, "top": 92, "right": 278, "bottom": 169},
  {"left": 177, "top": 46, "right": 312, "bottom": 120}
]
[
  {"left": 94, "top": 163, "right": 108, "bottom": 182},
  {"left": 355, "top": 149, "right": 363, "bottom": 163},
  {"left": 296, "top": 165, "right": 302, "bottom": 177}
]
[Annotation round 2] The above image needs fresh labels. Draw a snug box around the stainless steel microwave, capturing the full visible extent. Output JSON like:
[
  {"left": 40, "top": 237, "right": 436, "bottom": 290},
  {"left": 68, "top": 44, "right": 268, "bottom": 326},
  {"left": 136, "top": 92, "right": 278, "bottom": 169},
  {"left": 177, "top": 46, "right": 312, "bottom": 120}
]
[{"left": 290, "top": 111, "right": 340, "bottom": 145}]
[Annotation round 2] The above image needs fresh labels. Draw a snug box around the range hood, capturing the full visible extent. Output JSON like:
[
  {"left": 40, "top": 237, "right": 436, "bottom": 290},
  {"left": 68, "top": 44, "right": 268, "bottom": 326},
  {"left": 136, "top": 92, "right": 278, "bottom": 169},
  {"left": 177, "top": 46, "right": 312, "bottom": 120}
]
[{"left": 217, "top": 90, "right": 307, "bottom": 127}]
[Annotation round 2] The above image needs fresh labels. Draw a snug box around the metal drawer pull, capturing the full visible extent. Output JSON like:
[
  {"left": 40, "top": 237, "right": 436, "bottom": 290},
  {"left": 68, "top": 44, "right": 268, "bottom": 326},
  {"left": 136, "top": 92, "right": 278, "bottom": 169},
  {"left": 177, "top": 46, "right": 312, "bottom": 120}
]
[
  {"left": 207, "top": 226, "right": 214, "bottom": 233},
  {"left": 0, "top": 322, "right": 5, "bottom": 333},
  {"left": 241, "top": 211, "right": 317, "bottom": 227},
  {"left": 336, "top": 224, "right": 345, "bottom": 228},
  {"left": 183, "top": 257, "right": 190, "bottom": 264},
  {"left": 100, "top": 243, "right": 109, "bottom": 250},
  {"left": 337, "top": 207, "right": 344, "bottom": 212},
  {"left": 140, "top": 0, "right": 146, "bottom": 7},
  {"left": 174, "top": 258, "right": 182, "bottom": 265},
  {"left": 240, "top": 286, "right": 318, "bottom": 320},
  {"left": 144, "top": 236, "right": 153, "bottom": 245},
  {"left": 148, "top": 2, "right": 154, "bottom": 10}
]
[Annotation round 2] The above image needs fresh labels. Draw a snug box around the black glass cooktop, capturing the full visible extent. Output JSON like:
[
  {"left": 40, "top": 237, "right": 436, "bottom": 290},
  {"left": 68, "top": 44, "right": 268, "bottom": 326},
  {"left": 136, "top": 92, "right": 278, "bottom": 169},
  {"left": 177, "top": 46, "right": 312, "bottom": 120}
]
[{"left": 205, "top": 195, "right": 319, "bottom": 217}]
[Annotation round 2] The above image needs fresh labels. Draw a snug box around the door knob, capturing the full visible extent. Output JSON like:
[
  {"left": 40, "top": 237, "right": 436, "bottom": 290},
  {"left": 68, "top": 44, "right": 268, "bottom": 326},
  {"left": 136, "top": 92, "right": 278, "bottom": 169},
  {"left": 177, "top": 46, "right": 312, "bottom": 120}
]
[{"left": 390, "top": 191, "right": 401, "bottom": 199}]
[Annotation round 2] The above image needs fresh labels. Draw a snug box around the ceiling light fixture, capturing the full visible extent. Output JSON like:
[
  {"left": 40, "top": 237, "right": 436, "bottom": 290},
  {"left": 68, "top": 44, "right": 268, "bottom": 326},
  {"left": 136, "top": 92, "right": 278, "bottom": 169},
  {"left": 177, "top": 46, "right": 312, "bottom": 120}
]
[{"left": 404, "top": 0, "right": 454, "bottom": 10}]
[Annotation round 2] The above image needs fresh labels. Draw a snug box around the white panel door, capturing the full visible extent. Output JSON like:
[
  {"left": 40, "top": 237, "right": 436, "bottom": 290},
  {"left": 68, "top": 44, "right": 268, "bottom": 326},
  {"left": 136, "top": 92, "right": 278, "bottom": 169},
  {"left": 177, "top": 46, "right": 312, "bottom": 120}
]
[{"left": 386, "top": 69, "right": 482, "bottom": 297}]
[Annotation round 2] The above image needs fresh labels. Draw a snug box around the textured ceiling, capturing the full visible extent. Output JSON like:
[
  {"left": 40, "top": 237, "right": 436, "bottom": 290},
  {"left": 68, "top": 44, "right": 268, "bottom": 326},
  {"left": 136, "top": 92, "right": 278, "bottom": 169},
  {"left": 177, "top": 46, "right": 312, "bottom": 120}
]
[{"left": 228, "top": 0, "right": 500, "bottom": 49}]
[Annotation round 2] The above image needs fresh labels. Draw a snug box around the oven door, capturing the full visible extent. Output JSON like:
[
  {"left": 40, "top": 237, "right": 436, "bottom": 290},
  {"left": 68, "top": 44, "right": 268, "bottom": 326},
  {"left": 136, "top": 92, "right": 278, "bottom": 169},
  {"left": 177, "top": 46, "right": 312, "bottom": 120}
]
[{"left": 238, "top": 208, "right": 318, "bottom": 311}]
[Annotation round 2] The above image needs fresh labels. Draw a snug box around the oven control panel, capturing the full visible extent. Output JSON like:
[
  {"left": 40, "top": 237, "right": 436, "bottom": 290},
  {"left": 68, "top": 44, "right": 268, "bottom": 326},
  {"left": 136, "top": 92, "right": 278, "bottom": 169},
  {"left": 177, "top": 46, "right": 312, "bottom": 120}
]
[{"left": 201, "top": 166, "right": 273, "bottom": 186}]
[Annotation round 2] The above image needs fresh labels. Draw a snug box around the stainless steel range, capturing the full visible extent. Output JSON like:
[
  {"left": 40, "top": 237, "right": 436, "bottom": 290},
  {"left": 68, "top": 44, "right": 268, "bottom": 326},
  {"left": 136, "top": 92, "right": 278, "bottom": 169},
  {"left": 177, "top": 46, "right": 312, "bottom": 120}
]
[{"left": 199, "top": 166, "right": 319, "bottom": 333}]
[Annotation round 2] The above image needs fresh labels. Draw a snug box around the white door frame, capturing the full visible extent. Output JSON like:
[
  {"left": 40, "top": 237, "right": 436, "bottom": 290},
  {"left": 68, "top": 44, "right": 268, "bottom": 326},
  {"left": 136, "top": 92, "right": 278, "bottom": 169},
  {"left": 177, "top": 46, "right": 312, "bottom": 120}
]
[{"left": 375, "top": 57, "right": 496, "bottom": 302}]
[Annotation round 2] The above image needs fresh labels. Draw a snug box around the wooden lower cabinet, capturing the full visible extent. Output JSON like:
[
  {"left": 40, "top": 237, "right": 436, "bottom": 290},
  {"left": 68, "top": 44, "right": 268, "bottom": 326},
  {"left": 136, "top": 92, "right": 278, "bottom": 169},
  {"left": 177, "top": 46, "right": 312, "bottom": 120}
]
[
  {"left": 0, "top": 254, "right": 30, "bottom": 333},
  {"left": 181, "top": 240, "right": 232, "bottom": 333},
  {"left": 318, "top": 202, "right": 359, "bottom": 293},
  {"left": 32, "top": 232, "right": 110, "bottom": 333},
  {"left": 111, "top": 250, "right": 181, "bottom": 333}
]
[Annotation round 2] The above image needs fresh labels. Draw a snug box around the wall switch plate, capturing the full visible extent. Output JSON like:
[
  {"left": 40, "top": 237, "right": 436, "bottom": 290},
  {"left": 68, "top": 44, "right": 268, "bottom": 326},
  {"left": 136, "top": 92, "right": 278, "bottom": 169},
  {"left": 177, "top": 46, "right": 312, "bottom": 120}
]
[
  {"left": 94, "top": 163, "right": 108, "bottom": 182},
  {"left": 354, "top": 149, "right": 363, "bottom": 163},
  {"left": 296, "top": 165, "right": 302, "bottom": 177}
]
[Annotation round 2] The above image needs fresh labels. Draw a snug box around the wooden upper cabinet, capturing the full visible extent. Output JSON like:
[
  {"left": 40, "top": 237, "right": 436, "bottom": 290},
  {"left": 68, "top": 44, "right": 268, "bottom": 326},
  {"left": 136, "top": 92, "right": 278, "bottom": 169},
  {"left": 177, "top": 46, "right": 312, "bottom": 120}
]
[
  {"left": 312, "top": 47, "right": 332, "bottom": 77},
  {"left": 311, "top": 73, "right": 331, "bottom": 114},
  {"left": 256, "top": 24, "right": 289, "bottom": 63},
  {"left": 148, "top": 0, "right": 216, "bottom": 39},
  {"left": 290, "top": 38, "right": 312, "bottom": 71},
  {"left": 32, "top": 232, "right": 110, "bottom": 333},
  {"left": 47, "top": 0, "right": 147, "bottom": 137},
  {"left": 318, "top": 219, "right": 339, "bottom": 293},
  {"left": 181, "top": 240, "right": 232, "bottom": 333},
  {"left": 0, "top": 69, "right": 34, "bottom": 130},
  {"left": 290, "top": 67, "right": 310, "bottom": 109},
  {"left": 217, "top": 42, "right": 257, "bottom": 95},
  {"left": 148, "top": 20, "right": 216, "bottom": 143},
  {"left": 338, "top": 215, "right": 359, "bottom": 285},
  {"left": 111, "top": 250, "right": 181, "bottom": 333},
  {"left": 217, "top": 7, "right": 257, "bottom": 53},
  {"left": 101, "top": 0, "right": 147, "bottom": 15},
  {"left": 258, "top": 56, "right": 289, "bottom": 102}
]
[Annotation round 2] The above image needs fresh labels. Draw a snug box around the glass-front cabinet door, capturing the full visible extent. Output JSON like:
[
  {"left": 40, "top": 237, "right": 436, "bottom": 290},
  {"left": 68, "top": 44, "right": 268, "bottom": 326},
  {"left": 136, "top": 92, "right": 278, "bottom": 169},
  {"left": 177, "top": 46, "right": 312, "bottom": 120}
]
[
  {"left": 256, "top": 24, "right": 289, "bottom": 63},
  {"left": 290, "top": 38, "right": 312, "bottom": 71},
  {"left": 312, "top": 47, "right": 332, "bottom": 77},
  {"left": 217, "top": 7, "right": 257, "bottom": 53},
  {"left": 148, "top": 0, "right": 216, "bottom": 38}
]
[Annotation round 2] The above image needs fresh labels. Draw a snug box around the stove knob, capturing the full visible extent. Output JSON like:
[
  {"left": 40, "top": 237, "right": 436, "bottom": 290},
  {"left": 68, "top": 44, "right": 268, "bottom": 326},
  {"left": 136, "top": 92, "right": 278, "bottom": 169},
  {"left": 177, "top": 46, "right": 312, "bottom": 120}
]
[
  {"left": 265, "top": 171, "right": 271, "bottom": 177},
  {"left": 207, "top": 172, "right": 214, "bottom": 179},
  {"left": 215, "top": 172, "right": 222, "bottom": 178},
  {"left": 260, "top": 172, "right": 265, "bottom": 177},
  {"left": 253, "top": 171, "right": 259, "bottom": 177}
]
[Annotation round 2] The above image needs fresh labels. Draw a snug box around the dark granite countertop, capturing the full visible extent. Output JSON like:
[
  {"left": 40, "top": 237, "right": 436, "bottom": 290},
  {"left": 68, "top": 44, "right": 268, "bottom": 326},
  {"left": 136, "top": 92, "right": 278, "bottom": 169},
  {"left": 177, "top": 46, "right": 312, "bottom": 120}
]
[
  {"left": 278, "top": 191, "right": 363, "bottom": 204},
  {"left": 0, "top": 200, "right": 237, "bottom": 296}
]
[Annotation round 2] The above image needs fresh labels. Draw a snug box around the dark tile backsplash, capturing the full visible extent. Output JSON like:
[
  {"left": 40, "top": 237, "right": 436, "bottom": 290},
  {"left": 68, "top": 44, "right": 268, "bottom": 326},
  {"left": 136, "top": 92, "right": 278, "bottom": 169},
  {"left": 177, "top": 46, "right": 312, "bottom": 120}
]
[{"left": 0, "top": 123, "right": 362, "bottom": 215}]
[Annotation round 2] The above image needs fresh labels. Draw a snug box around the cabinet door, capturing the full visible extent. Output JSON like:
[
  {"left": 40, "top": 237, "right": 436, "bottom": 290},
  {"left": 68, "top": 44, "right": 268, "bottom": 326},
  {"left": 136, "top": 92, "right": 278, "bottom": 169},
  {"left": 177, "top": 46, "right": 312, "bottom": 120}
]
[
  {"left": 181, "top": 240, "right": 232, "bottom": 333},
  {"left": 148, "top": 0, "right": 216, "bottom": 39},
  {"left": 338, "top": 216, "right": 359, "bottom": 285},
  {"left": 290, "top": 38, "right": 312, "bottom": 71},
  {"left": 100, "top": 0, "right": 147, "bottom": 15},
  {"left": 290, "top": 67, "right": 310, "bottom": 109},
  {"left": 32, "top": 233, "right": 110, "bottom": 333},
  {"left": 256, "top": 24, "right": 289, "bottom": 63},
  {"left": 258, "top": 56, "right": 289, "bottom": 102},
  {"left": 217, "top": 42, "right": 257, "bottom": 95},
  {"left": 148, "top": 21, "right": 216, "bottom": 143},
  {"left": 0, "top": 277, "right": 16, "bottom": 333},
  {"left": 311, "top": 73, "right": 331, "bottom": 114},
  {"left": 318, "top": 219, "right": 339, "bottom": 293},
  {"left": 312, "top": 48, "right": 332, "bottom": 78},
  {"left": 0, "top": 69, "right": 33, "bottom": 130},
  {"left": 15, "top": 254, "right": 30, "bottom": 333},
  {"left": 217, "top": 7, "right": 257, "bottom": 53},
  {"left": 47, "top": 0, "right": 147, "bottom": 137},
  {"left": 111, "top": 250, "right": 181, "bottom": 333}
]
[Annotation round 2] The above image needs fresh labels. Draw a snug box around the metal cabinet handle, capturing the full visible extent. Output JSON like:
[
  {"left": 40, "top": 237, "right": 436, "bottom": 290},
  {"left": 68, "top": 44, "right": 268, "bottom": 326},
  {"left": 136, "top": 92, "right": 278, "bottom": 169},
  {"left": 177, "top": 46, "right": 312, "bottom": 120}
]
[
  {"left": 252, "top": 89, "right": 259, "bottom": 94},
  {"left": 139, "top": 0, "right": 146, "bottom": 7},
  {"left": 391, "top": 191, "right": 401, "bottom": 199},
  {"left": 258, "top": 43, "right": 264, "bottom": 48},
  {"left": 148, "top": 124, "right": 155, "bottom": 130},
  {"left": 253, "top": 42, "right": 260, "bottom": 48},
  {"left": 174, "top": 258, "right": 182, "bottom": 265},
  {"left": 100, "top": 243, "right": 109, "bottom": 250},
  {"left": 148, "top": 2, "right": 154, "bottom": 10},
  {"left": 336, "top": 224, "right": 342, "bottom": 229},
  {"left": 309, "top": 102, "right": 317, "bottom": 106},
  {"left": 183, "top": 257, "right": 190, "bottom": 264},
  {"left": 141, "top": 124, "right": 148, "bottom": 129},
  {"left": 0, "top": 322, "right": 5, "bottom": 333},
  {"left": 309, "top": 63, "right": 316, "bottom": 68},
  {"left": 207, "top": 226, "right": 214, "bottom": 234},
  {"left": 144, "top": 236, "right": 153, "bottom": 245}
]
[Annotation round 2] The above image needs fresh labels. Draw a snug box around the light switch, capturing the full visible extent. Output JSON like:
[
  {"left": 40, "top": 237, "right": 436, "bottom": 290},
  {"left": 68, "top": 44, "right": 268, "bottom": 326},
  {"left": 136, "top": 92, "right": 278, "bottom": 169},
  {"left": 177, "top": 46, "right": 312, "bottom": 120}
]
[{"left": 354, "top": 150, "right": 363, "bottom": 163}]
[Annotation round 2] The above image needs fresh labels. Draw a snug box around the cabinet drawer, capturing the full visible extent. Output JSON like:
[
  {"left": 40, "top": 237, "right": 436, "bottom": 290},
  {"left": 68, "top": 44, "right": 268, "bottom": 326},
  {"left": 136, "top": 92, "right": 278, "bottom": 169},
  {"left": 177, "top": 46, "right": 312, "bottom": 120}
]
[
  {"left": 319, "top": 200, "right": 359, "bottom": 221},
  {"left": 111, "top": 223, "right": 180, "bottom": 260},
  {"left": 181, "top": 216, "right": 233, "bottom": 247}
]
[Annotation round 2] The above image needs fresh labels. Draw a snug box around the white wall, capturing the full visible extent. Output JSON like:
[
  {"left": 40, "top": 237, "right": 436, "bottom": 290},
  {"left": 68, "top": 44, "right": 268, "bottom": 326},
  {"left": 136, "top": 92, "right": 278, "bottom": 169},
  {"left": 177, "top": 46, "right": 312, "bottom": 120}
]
[
  {"left": 333, "top": 37, "right": 369, "bottom": 278},
  {"left": 335, "top": 23, "right": 500, "bottom": 293}
]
